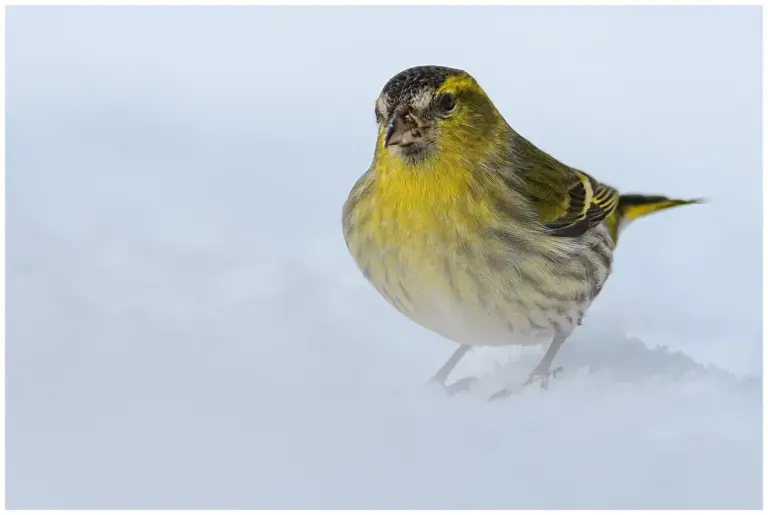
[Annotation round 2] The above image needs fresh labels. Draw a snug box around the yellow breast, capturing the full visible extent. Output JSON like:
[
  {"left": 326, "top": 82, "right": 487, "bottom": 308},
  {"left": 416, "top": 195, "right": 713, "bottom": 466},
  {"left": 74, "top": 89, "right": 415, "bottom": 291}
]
[
  {"left": 346, "top": 159, "right": 489, "bottom": 275},
  {"left": 343, "top": 158, "right": 517, "bottom": 331},
  {"left": 341, "top": 146, "right": 604, "bottom": 347}
]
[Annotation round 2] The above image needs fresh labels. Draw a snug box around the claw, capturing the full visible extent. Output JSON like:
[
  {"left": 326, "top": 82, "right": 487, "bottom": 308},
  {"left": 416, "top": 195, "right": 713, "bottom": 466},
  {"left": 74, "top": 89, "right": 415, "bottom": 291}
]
[
  {"left": 444, "top": 376, "right": 478, "bottom": 396},
  {"left": 428, "top": 375, "right": 479, "bottom": 396},
  {"left": 488, "top": 366, "right": 564, "bottom": 401},
  {"left": 523, "top": 365, "right": 564, "bottom": 390},
  {"left": 488, "top": 384, "right": 524, "bottom": 401}
]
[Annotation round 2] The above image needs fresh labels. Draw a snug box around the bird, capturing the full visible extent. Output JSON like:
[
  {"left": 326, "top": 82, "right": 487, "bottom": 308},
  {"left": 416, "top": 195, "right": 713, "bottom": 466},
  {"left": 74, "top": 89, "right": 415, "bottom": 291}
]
[{"left": 341, "top": 65, "right": 702, "bottom": 398}]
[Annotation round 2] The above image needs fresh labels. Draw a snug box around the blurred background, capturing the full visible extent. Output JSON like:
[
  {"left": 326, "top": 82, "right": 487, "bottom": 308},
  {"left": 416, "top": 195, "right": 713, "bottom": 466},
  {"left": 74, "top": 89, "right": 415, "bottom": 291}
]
[{"left": 5, "top": 6, "right": 762, "bottom": 509}]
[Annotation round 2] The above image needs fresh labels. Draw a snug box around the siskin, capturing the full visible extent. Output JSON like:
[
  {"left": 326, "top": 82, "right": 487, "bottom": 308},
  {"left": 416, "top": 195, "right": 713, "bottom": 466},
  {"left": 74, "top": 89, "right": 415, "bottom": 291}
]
[{"left": 342, "top": 65, "right": 701, "bottom": 398}]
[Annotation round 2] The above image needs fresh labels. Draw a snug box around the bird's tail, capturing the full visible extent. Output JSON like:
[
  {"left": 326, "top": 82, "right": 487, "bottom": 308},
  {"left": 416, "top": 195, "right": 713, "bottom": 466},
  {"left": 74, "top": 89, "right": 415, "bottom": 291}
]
[{"left": 606, "top": 194, "right": 704, "bottom": 244}]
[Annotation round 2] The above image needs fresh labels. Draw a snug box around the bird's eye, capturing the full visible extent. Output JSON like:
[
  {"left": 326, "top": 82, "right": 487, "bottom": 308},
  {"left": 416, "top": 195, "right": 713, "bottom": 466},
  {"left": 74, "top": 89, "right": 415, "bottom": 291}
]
[{"left": 436, "top": 93, "right": 455, "bottom": 112}]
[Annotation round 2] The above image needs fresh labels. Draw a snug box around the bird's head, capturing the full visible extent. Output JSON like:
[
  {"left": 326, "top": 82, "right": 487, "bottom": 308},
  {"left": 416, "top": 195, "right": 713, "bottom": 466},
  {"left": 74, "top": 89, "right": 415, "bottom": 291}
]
[{"left": 374, "top": 65, "right": 503, "bottom": 166}]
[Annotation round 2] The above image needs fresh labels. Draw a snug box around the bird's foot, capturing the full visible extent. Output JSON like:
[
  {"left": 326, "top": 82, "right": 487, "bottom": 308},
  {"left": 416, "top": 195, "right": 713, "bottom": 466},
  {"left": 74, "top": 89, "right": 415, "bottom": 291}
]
[
  {"left": 444, "top": 376, "right": 479, "bottom": 396},
  {"left": 523, "top": 365, "right": 564, "bottom": 390},
  {"left": 488, "top": 383, "right": 525, "bottom": 401},
  {"left": 427, "top": 375, "right": 478, "bottom": 396},
  {"left": 488, "top": 366, "right": 564, "bottom": 401}
]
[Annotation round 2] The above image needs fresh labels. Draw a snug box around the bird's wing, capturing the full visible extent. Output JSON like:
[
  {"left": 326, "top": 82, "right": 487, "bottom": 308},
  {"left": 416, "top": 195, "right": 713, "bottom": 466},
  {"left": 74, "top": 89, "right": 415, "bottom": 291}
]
[{"left": 522, "top": 167, "right": 620, "bottom": 238}]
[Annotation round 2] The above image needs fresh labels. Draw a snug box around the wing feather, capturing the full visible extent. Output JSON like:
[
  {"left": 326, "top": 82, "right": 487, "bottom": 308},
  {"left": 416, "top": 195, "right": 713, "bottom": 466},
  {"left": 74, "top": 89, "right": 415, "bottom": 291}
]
[{"left": 526, "top": 169, "right": 620, "bottom": 238}]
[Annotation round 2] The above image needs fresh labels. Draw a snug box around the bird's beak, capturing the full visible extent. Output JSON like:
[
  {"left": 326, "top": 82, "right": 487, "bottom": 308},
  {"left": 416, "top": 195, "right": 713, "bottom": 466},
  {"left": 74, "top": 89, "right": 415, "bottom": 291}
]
[{"left": 385, "top": 113, "right": 417, "bottom": 147}]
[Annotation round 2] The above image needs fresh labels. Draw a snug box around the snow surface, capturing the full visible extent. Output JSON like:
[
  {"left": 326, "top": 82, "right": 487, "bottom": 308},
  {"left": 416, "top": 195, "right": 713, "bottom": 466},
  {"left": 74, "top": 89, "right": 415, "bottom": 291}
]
[{"left": 6, "top": 6, "right": 763, "bottom": 509}]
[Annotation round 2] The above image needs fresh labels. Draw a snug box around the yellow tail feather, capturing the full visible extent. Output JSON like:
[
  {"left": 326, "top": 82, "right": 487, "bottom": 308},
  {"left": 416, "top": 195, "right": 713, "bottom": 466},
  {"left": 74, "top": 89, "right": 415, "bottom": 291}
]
[{"left": 606, "top": 194, "right": 704, "bottom": 244}]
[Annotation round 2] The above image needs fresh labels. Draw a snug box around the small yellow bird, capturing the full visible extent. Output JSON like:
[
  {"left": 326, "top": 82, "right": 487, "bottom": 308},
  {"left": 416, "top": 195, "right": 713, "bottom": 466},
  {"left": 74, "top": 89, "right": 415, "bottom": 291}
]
[{"left": 342, "top": 65, "right": 701, "bottom": 398}]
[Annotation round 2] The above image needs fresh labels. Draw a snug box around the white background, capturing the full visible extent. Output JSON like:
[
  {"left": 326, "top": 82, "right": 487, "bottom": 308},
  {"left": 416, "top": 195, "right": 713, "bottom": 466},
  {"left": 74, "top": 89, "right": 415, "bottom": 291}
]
[{"left": 6, "top": 6, "right": 762, "bottom": 509}]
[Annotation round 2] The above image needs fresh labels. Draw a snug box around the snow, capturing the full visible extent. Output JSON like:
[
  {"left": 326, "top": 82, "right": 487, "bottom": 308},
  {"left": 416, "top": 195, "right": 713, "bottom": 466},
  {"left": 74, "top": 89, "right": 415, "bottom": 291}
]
[{"left": 5, "top": 5, "right": 763, "bottom": 510}]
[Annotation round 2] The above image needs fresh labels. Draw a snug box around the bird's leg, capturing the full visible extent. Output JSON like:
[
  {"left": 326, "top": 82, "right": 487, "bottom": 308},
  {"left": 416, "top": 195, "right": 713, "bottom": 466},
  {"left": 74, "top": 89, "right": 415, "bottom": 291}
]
[
  {"left": 430, "top": 345, "right": 470, "bottom": 384},
  {"left": 429, "top": 344, "right": 477, "bottom": 394},
  {"left": 523, "top": 329, "right": 569, "bottom": 388},
  {"left": 489, "top": 329, "right": 570, "bottom": 400}
]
